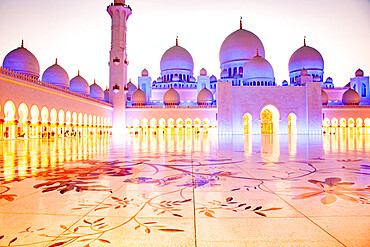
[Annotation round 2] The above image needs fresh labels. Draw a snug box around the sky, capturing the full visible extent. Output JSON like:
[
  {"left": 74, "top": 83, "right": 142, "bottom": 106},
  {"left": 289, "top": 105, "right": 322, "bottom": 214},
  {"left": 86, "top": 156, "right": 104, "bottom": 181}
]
[{"left": 0, "top": 0, "right": 369, "bottom": 89}]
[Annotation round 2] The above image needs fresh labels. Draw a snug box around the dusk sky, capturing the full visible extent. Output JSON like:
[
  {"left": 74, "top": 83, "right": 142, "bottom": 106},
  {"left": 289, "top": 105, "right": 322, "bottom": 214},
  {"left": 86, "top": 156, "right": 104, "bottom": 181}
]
[{"left": 0, "top": 0, "right": 369, "bottom": 89}]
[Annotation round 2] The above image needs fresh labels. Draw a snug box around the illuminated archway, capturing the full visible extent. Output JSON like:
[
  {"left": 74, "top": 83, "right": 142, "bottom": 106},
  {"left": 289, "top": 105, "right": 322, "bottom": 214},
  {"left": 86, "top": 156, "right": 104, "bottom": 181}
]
[
  {"left": 260, "top": 105, "right": 279, "bottom": 134},
  {"left": 288, "top": 113, "right": 297, "bottom": 134},
  {"left": 18, "top": 103, "right": 29, "bottom": 138},
  {"left": 4, "top": 101, "right": 16, "bottom": 138},
  {"left": 365, "top": 118, "right": 370, "bottom": 127},
  {"left": 356, "top": 118, "right": 363, "bottom": 127},
  {"left": 18, "top": 103, "right": 28, "bottom": 124},
  {"left": 348, "top": 118, "right": 355, "bottom": 127},
  {"left": 243, "top": 113, "right": 252, "bottom": 134},
  {"left": 331, "top": 118, "right": 338, "bottom": 127},
  {"left": 150, "top": 118, "right": 157, "bottom": 128},
  {"left": 30, "top": 105, "right": 39, "bottom": 138},
  {"left": 194, "top": 118, "right": 201, "bottom": 134},
  {"left": 4, "top": 101, "right": 16, "bottom": 123},
  {"left": 340, "top": 118, "right": 346, "bottom": 127}
]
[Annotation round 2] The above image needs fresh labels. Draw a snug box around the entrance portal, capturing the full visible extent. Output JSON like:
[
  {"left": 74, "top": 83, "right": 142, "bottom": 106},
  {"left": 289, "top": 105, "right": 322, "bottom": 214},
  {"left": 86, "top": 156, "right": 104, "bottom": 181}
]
[{"left": 261, "top": 109, "right": 273, "bottom": 134}]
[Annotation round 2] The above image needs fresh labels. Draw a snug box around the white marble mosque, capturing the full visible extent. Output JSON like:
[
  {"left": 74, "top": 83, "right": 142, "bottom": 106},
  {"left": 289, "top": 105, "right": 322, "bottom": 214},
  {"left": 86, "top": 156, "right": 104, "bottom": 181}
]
[{"left": 0, "top": 0, "right": 369, "bottom": 140}]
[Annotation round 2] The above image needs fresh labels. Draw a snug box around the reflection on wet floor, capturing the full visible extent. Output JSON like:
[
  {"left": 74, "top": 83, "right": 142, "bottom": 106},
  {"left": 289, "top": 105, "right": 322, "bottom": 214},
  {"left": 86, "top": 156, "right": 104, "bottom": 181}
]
[{"left": 0, "top": 133, "right": 369, "bottom": 247}]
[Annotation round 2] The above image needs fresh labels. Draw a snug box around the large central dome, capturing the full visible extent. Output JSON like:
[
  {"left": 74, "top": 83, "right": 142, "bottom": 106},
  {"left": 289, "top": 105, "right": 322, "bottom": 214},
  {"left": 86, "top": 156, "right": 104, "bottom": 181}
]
[
  {"left": 219, "top": 29, "right": 265, "bottom": 66},
  {"left": 160, "top": 45, "right": 194, "bottom": 73}
]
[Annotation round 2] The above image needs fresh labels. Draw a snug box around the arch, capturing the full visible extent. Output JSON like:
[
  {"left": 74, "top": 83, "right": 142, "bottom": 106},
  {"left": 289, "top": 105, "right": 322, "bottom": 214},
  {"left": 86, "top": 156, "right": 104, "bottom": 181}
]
[
  {"left": 356, "top": 118, "right": 363, "bottom": 127},
  {"left": 185, "top": 118, "right": 192, "bottom": 126},
  {"left": 288, "top": 113, "right": 297, "bottom": 134},
  {"left": 168, "top": 118, "right": 175, "bottom": 127},
  {"left": 83, "top": 114, "right": 88, "bottom": 126},
  {"left": 78, "top": 113, "right": 83, "bottom": 125},
  {"left": 30, "top": 105, "right": 39, "bottom": 124},
  {"left": 66, "top": 111, "right": 72, "bottom": 125},
  {"left": 97, "top": 116, "right": 101, "bottom": 127},
  {"left": 362, "top": 83, "right": 366, "bottom": 97},
  {"left": 88, "top": 114, "right": 92, "bottom": 125},
  {"left": 18, "top": 103, "right": 28, "bottom": 123},
  {"left": 331, "top": 118, "right": 338, "bottom": 127},
  {"left": 159, "top": 118, "right": 166, "bottom": 127},
  {"left": 233, "top": 67, "right": 237, "bottom": 76},
  {"left": 72, "top": 112, "right": 78, "bottom": 125},
  {"left": 142, "top": 118, "right": 148, "bottom": 127},
  {"left": 176, "top": 118, "right": 184, "bottom": 126},
  {"left": 348, "top": 118, "right": 355, "bottom": 127},
  {"left": 50, "top": 108, "right": 57, "bottom": 124},
  {"left": 133, "top": 118, "right": 140, "bottom": 128},
  {"left": 260, "top": 105, "right": 280, "bottom": 134},
  {"left": 41, "top": 106, "right": 49, "bottom": 123},
  {"left": 239, "top": 67, "right": 243, "bottom": 75},
  {"left": 364, "top": 118, "right": 370, "bottom": 127},
  {"left": 203, "top": 118, "right": 210, "bottom": 127},
  {"left": 58, "top": 109, "right": 65, "bottom": 124},
  {"left": 243, "top": 113, "right": 252, "bottom": 134},
  {"left": 150, "top": 118, "right": 157, "bottom": 127},
  {"left": 340, "top": 118, "right": 346, "bottom": 127},
  {"left": 323, "top": 117, "right": 330, "bottom": 127},
  {"left": 194, "top": 118, "right": 201, "bottom": 126},
  {"left": 4, "top": 101, "right": 16, "bottom": 122}
]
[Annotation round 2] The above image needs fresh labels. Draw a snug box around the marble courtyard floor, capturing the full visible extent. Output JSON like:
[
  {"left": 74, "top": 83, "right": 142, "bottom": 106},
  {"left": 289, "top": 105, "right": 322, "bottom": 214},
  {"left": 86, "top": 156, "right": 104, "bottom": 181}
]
[{"left": 0, "top": 133, "right": 369, "bottom": 247}]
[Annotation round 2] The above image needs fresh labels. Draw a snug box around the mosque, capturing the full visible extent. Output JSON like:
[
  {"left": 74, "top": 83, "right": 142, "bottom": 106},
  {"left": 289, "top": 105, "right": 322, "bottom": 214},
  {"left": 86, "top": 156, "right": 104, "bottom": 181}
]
[{"left": 0, "top": 0, "right": 369, "bottom": 139}]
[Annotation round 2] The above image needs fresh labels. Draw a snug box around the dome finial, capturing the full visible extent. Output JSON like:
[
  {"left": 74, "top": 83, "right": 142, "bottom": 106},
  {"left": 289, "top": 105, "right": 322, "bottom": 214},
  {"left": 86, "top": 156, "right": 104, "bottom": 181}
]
[
  {"left": 55, "top": 58, "right": 58, "bottom": 65},
  {"left": 240, "top": 16, "right": 242, "bottom": 29},
  {"left": 256, "top": 48, "right": 259, "bottom": 57},
  {"left": 176, "top": 36, "right": 178, "bottom": 46},
  {"left": 304, "top": 36, "right": 306, "bottom": 46},
  {"left": 94, "top": 79, "right": 96, "bottom": 84},
  {"left": 78, "top": 70, "right": 80, "bottom": 76},
  {"left": 21, "top": 40, "right": 24, "bottom": 48}
]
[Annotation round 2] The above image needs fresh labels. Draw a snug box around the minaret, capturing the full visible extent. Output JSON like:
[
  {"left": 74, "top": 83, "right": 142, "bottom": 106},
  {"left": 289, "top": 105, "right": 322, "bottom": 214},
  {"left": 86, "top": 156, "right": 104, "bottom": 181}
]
[{"left": 107, "top": 0, "right": 132, "bottom": 133}]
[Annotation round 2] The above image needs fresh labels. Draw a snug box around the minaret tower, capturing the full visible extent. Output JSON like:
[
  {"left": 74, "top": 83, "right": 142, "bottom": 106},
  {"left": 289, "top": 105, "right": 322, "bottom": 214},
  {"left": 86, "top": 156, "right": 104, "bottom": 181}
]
[{"left": 107, "top": 0, "right": 132, "bottom": 133}]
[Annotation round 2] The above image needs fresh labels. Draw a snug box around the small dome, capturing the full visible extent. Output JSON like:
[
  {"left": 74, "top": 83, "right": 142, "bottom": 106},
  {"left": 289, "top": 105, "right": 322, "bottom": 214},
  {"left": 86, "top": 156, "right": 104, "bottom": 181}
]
[
  {"left": 104, "top": 88, "right": 109, "bottom": 103},
  {"left": 132, "top": 88, "right": 147, "bottom": 105},
  {"left": 325, "top": 77, "right": 333, "bottom": 83},
  {"left": 289, "top": 45, "right": 324, "bottom": 74},
  {"left": 164, "top": 87, "right": 180, "bottom": 105},
  {"left": 355, "top": 69, "right": 364, "bottom": 77},
  {"left": 190, "top": 77, "right": 196, "bottom": 83},
  {"left": 220, "top": 69, "right": 228, "bottom": 78},
  {"left": 300, "top": 68, "right": 308, "bottom": 76},
  {"left": 2, "top": 42, "right": 40, "bottom": 78},
  {"left": 200, "top": 68, "right": 207, "bottom": 76},
  {"left": 219, "top": 29, "right": 265, "bottom": 66},
  {"left": 322, "top": 89, "right": 328, "bottom": 105},
  {"left": 42, "top": 60, "right": 69, "bottom": 88},
  {"left": 210, "top": 75, "right": 217, "bottom": 82},
  {"left": 197, "top": 87, "right": 213, "bottom": 105},
  {"left": 89, "top": 81, "right": 104, "bottom": 101},
  {"left": 141, "top": 68, "right": 149, "bottom": 77},
  {"left": 69, "top": 73, "right": 90, "bottom": 96},
  {"left": 157, "top": 77, "right": 163, "bottom": 83},
  {"left": 342, "top": 88, "right": 360, "bottom": 105},
  {"left": 160, "top": 45, "right": 194, "bottom": 73},
  {"left": 313, "top": 75, "right": 321, "bottom": 82},
  {"left": 127, "top": 81, "right": 137, "bottom": 93},
  {"left": 243, "top": 55, "right": 274, "bottom": 82},
  {"left": 282, "top": 80, "right": 288, "bottom": 86}
]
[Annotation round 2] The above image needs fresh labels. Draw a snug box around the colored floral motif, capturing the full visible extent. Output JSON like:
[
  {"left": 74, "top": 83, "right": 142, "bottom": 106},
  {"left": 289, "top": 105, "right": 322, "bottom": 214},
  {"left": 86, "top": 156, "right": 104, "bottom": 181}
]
[{"left": 292, "top": 177, "right": 370, "bottom": 204}]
